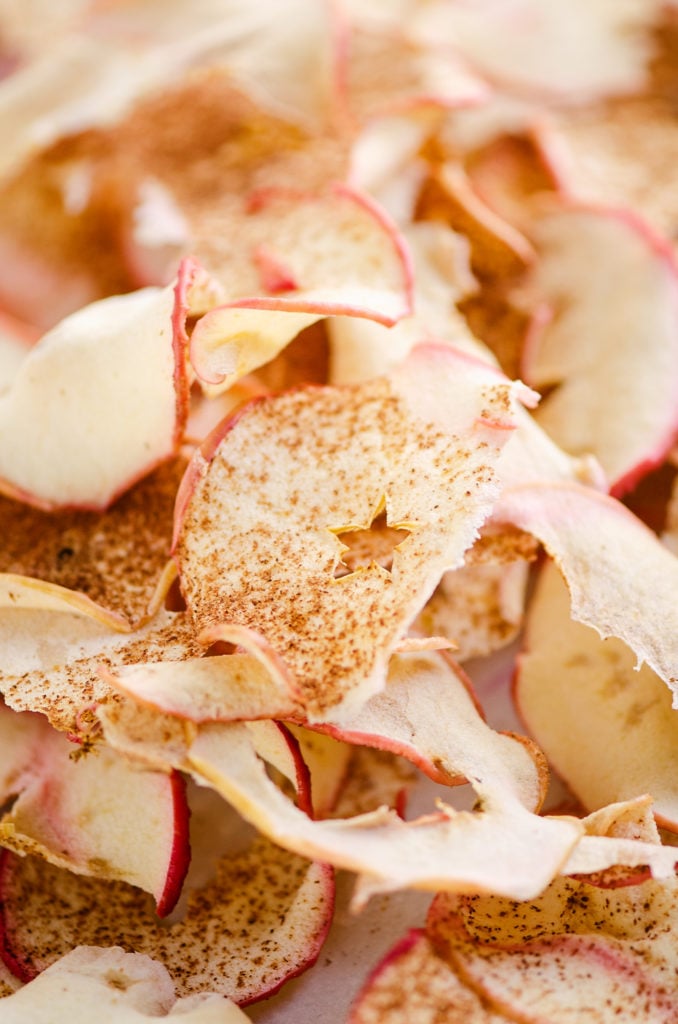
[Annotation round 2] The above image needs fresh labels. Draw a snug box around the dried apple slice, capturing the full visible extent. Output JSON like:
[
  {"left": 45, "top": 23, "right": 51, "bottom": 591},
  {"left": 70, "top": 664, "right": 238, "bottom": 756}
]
[
  {"left": 174, "top": 344, "right": 537, "bottom": 718},
  {"left": 0, "top": 946, "right": 251, "bottom": 1022},
  {"left": 515, "top": 561, "right": 678, "bottom": 829},
  {"left": 525, "top": 203, "right": 678, "bottom": 494},
  {"left": 0, "top": 284, "right": 187, "bottom": 509},
  {"left": 0, "top": 704, "right": 189, "bottom": 915},
  {"left": 426, "top": 869, "right": 678, "bottom": 1021},
  {"left": 0, "top": 841, "right": 333, "bottom": 1005},
  {"left": 0, "top": 456, "right": 186, "bottom": 631},
  {"left": 0, "top": 607, "right": 202, "bottom": 734},
  {"left": 413, "top": 0, "right": 659, "bottom": 103},
  {"left": 495, "top": 481, "right": 678, "bottom": 703}
]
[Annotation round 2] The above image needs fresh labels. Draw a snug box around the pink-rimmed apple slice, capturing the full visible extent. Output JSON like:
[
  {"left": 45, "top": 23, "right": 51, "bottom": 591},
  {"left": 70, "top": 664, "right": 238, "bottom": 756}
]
[
  {"left": 524, "top": 203, "right": 678, "bottom": 495},
  {"left": 174, "top": 343, "right": 537, "bottom": 719},
  {"left": 426, "top": 862, "right": 678, "bottom": 1021},
  {"left": 349, "top": 928, "right": 509, "bottom": 1024},
  {"left": 0, "top": 841, "right": 334, "bottom": 1006},
  {"left": 186, "top": 183, "right": 413, "bottom": 394},
  {"left": 515, "top": 561, "right": 678, "bottom": 830},
  {"left": 0, "top": 945, "right": 252, "bottom": 1022},
  {"left": 412, "top": 0, "right": 659, "bottom": 104},
  {"left": 0, "top": 455, "right": 186, "bottom": 632},
  {"left": 0, "top": 283, "right": 188, "bottom": 510},
  {"left": 0, "top": 704, "right": 189, "bottom": 916},
  {"left": 495, "top": 481, "right": 678, "bottom": 704},
  {"left": 0, "top": 607, "right": 201, "bottom": 734}
]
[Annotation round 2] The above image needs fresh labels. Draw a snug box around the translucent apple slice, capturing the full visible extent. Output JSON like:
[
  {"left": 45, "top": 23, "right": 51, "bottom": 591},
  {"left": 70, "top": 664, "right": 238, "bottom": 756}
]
[
  {"left": 413, "top": 0, "right": 659, "bottom": 103},
  {"left": 0, "top": 284, "right": 188, "bottom": 509},
  {"left": 515, "top": 561, "right": 678, "bottom": 829},
  {"left": 426, "top": 870, "right": 678, "bottom": 1021},
  {"left": 525, "top": 204, "right": 678, "bottom": 494},
  {"left": 0, "top": 607, "right": 202, "bottom": 734},
  {"left": 0, "top": 946, "right": 251, "bottom": 1022},
  {"left": 0, "top": 456, "right": 186, "bottom": 631},
  {"left": 0, "top": 841, "right": 333, "bottom": 1005},
  {"left": 495, "top": 481, "right": 678, "bottom": 704},
  {"left": 0, "top": 704, "right": 189, "bottom": 915},
  {"left": 174, "top": 344, "right": 537, "bottom": 719}
]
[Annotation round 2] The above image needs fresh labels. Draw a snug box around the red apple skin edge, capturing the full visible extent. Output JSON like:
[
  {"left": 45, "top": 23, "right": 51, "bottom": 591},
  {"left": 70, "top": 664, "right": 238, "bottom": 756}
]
[
  {"left": 0, "top": 849, "right": 34, "bottom": 983},
  {"left": 155, "top": 769, "right": 192, "bottom": 918}
]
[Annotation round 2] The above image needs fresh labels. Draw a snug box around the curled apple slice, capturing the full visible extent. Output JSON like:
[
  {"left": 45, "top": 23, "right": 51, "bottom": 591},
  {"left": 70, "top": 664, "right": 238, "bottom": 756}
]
[
  {"left": 526, "top": 204, "right": 678, "bottom": 494},
  {"left": 515, "top": 561, "right": 678, "bottom": 829},
  {"left": 0, "top": 840, "right": 333, "bottom": 1006},
  {"left": 0, "top": 284, "right": 187, "bottom": 509},
  {"left": 496, "top": 481, "right": 678, "bottom": 704},
  {"left": 174, "top": 344, "right": 536, "bottom": 719},
  {"left": 0, "top": 704, "right": 189, "bottom": 915},
  {"left": 0, "top": 946, "right": 251, "bottom": 1022}
]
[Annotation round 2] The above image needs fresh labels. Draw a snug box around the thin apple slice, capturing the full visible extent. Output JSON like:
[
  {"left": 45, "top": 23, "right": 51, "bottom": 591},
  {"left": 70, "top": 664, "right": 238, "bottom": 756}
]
[
  {"left": 413, "top": 0, "right": 659, "bottom": 103},
  {"left": 0, "top": 284, "right": 188, "bottom": 509},
  {"left": 0, "top": 456, "right": 186, "bottom": 630},
  {"left": 0, "top": 704, "right": 189, "bottom": 915},
  {"left": 349, "top": 929, "right": 510, "bottom": 1024},
  {"left": 515, "top": 561, "right": 678, "bottom": 829},
  {"left": 0, "top": 840, "right": 333, "bottom": 1005},
  {"left": 495, "top": 481, "right": 678, "bottom": 704},
  {"left": 525, "top": 204, "right": 678, "bottom": 494},
  {"left": 0, "top": 608, "right": 202, "bottom": 734},
  {"left": 0, "top": 946, "right": 251, "bottom": 1022},
  {"left": 427, "top": 866, "right": 678, "bottom": 1021},
  {"left": 174, "top": 343, "right": 536, "bottom": 719}
]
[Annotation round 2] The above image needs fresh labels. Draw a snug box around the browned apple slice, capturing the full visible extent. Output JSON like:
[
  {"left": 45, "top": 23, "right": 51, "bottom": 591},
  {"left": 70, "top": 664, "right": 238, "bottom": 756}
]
[
  {"left": 0, "top": 840, "right": 333, "bottom": 1005},
  {"left": 0, "top": 284, "right": 188, "bottom": 509},
  {"left": 0, "top": 704, "right": 189, "bottom": 915},
  {"left": 0, "top": 946, "right": 252, "bottom": 1022},
  {"left": 0, "top": 455, "right": 186, "bottom": 630},
  {"left": 525, "top": 203, "right": 678, "bottom": 494},
  {"left": 174, "top": 343, "right": 537, "bottom": 719},
  {"left": 496, "top": 481, "right": 678, "bottom": 704}
]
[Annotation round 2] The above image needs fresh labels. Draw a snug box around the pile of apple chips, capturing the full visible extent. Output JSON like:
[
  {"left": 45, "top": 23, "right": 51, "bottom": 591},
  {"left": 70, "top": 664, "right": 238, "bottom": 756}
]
[{"left": 0, "top": 1, "right": 677, "bottom": 1020}]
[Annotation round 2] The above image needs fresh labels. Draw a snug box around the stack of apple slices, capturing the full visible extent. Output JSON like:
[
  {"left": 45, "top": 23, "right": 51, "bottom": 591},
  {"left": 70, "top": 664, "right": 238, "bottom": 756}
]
[{"left": 0, "top": 1, "right": 678, "bottom": 1021}]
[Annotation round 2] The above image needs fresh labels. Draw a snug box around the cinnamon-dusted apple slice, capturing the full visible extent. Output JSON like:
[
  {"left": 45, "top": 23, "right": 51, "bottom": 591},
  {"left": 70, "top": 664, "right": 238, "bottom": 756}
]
[
  {"left": 514, "top": 560, "right": 678, "bottom": 828},
  {"left": 0, "top": 704, "right": 189, "bottom": 915},
  {"left": 0, "top": 607, "right": 202, "bottom": 734},
  {"left": 0, "top": 284, "right": 188, "bottom": 509},
  {"left": 0, "top": 946, "right": 252, "bottom": 1022},
  {"left": 426, "top": 865, "right": 678, "bottom": 1020},
  {"left": 495, "top": 481, "right": 678, "bottom": 703},
  {"left": 0, "top": 455, "right": 186, "bottom": 631},
  {"left": 525, "top": 203, "right": 678, "bottom": 494},
  {"left": 0, "top": 842, "right": 333, "bottom": 1005},
  {"left": 174, "top": 343, "right": 537, "bottom": 719},
  {"left": 413, "top": 0, "right": 659, "bottom": 103}
]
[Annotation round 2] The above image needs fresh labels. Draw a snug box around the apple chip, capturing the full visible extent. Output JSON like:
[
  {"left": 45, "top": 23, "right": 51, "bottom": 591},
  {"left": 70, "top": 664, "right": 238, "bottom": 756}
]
[
  {"left": 0, "top": 841, "right": 333, "bottom": 1005},
  {"left": 0, "top": 704, "right": 189, "bottom": 914},
  {"left": 0, "top": 284, "right": 188, "bottom": 509},
  {"left": 0, "top": 946, "right": 251, "bottom": 1022},
  {"left": 174, "top": 344, "right": 537, "bottom": 718},
  {"left": 515, "top": 561, "right": 678, "bottom": 829},
  {"left": 525, "top": 203, "right": 678, "bottom": 494}
]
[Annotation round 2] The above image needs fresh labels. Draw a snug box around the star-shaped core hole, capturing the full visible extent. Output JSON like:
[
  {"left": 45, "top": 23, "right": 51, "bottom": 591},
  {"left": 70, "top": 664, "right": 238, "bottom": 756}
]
[{"left": 332, "top": 508, "right": 413, "bottom": 580}]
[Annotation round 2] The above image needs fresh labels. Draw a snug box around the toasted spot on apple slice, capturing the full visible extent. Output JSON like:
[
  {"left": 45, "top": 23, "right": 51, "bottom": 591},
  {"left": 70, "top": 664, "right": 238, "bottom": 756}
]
[
  {"left": 0, "top": 945, "right": 252, "bottom": 1021},
  {"left": 0, "top": 284, "right": 187, "bottom": 510},
  {"left": 525, "top": 203, "right": 678, "bottom": 494},
  {"left": 174, "top": 344, "right": 535, "bottom": 719},
  {"left": 516, "top": 560, "right": 678, "bottom": 829}
]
